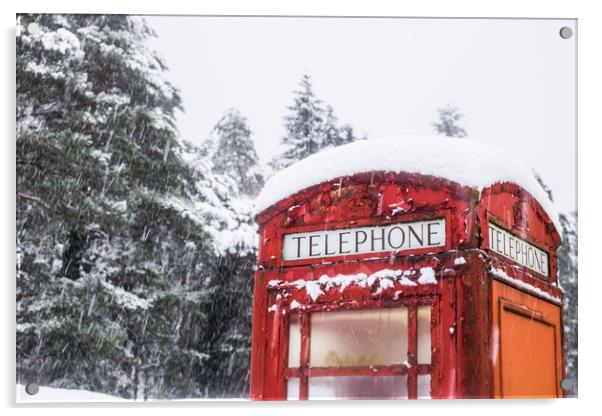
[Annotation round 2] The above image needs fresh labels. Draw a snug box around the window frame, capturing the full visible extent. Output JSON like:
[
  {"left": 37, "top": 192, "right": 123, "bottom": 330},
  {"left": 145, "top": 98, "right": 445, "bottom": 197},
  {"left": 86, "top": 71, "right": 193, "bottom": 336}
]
[{"left": 283, "top": 296, "right": 438, "bottom": 400}]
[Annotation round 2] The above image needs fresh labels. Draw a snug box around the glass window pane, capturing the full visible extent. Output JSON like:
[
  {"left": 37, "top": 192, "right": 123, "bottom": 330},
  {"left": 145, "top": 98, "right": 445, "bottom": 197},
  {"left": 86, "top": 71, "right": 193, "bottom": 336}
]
[
  {"left": 288, "top": 314, "right": 301, "bottom": 368},
  {"left": 309, "top": 375, "right": 408, "bottom": 400},
  {"left": 287, "top": 378, "right": 299, "bottom": 400},
  {"left": 417, "top": 305, "right": 432, "bottom": 364},
  {"left": 417, "top": 374, "right": 431, "bottom": 399},
  {"left": 310, "top": 308, "right": 408, "bottom": 367}
]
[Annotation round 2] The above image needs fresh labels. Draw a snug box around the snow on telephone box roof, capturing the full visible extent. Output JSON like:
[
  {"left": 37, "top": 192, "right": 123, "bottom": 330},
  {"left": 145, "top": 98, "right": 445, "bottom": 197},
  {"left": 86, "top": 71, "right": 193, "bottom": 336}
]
[{"left": 256, "top": 135, "right": 561, "bottom": 233}]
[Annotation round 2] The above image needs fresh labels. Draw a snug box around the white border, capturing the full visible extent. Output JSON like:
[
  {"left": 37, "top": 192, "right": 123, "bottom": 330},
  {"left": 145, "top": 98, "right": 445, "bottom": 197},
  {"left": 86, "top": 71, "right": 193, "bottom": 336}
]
[{"left": 2, "top": 1, "right": 599, "bottom": 415}]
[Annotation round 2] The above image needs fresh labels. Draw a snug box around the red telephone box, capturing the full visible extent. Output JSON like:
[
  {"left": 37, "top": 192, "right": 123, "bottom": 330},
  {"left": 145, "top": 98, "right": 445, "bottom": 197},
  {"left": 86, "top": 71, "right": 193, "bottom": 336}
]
[{"left": 250, "top": 137, "right": 565, "bottom": 400}]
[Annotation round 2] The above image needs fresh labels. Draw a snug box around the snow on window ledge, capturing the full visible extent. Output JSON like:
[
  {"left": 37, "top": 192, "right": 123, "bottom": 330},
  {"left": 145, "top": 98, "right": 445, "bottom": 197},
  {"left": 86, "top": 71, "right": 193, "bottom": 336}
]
[{"left": 267, "top": 267, "right": 437, "bottom": 304}]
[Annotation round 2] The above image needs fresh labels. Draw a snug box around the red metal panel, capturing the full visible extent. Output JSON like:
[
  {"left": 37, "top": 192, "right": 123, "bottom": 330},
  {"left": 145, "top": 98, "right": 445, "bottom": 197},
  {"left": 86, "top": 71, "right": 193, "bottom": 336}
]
[
  {"left": 299, "top": 313, "right": 310, "bottom": 400},
  {"left": 479, "top": 183, "right": 561, "bottom": 283},
  {"left": 263, "top": 291, "right": 283, "bottom": 400},
  {"left": 452, "top": 251, "right": 494, "bottom": 398},
  {"left": 433, "top": 273, "right": 456, "bottom": 398},
  {"left": 407, "top": 306, "right": 418, "bottom": 399},
  {"left": 249, "top": 271, "right": 268, "bottom": 400},
  {"left": 275, "top": 306, "right": 288, "bottom": 399}
]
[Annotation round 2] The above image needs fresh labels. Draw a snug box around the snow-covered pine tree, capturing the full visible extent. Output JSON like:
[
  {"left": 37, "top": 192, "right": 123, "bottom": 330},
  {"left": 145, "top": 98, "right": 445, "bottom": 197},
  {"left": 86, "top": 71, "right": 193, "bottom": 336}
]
[
  {"left": 187, "top": 112, "right": 264, "bottom": 397},
  {"left": 17, "top": 14, "right": 216, "bottom": 399},
  {"left": 193, "top": 226, "right": 256, "bottom": 398},
  {"left": 320, "top": 105, "right": 341, "bottom": 149},
  {"left": 339, "top": 124, "right": 365, "bottom": 145},
  {"left": 270, "top": 74, "right": 363, "bottom": 172},
  {"left": 558, "top": 212, "right": 578, "bottom": 397},
  {"left": 432, "top": 104, "right": 467, "bottom": 138},
  {"left": 211, "top": 109, "right": 264, "bottom": 196},
  {"left": 270, "top": 73, "right": 325, "bottom": 171},
  {"left": 321, "top": 106, "right": 361, "bottom": 149},
  {"left": 533, "top": 171, "right": 578, "bottom": 396},
  {"left": 533, "top": 171, "right": 554, "bottom": 203}
]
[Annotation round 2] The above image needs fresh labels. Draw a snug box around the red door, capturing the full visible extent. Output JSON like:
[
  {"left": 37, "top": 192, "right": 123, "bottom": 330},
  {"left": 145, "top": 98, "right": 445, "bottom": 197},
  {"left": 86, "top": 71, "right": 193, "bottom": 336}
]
[{"left": 492, "top": 280, "right": 563, "bottom": 398}]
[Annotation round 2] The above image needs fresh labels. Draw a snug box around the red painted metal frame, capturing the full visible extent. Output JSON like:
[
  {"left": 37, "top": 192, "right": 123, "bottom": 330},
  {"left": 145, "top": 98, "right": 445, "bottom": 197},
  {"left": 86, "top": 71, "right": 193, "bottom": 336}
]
[
  {"left": 251, "top": 171, "right": 564, "bottom": 400},
  {"left": 282, "top": 299, "right": 437, "bottom": 400}
]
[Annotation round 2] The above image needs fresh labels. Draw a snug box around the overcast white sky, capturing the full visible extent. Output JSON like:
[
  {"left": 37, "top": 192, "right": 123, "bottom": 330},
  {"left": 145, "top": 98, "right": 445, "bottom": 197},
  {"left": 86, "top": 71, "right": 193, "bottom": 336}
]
[{"left": 146, "top": 16, "right": 576, "bottom": 213}]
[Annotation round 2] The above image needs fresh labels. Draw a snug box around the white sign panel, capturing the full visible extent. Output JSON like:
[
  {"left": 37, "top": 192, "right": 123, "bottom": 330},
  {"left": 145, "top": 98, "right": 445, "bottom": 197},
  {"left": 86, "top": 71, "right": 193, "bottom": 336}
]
[
  {"left": 488, "top": 222, "right": 549, "bottom": 277},
  {"left": 282, "top": 218, "right": 446, "bottom": 261}
]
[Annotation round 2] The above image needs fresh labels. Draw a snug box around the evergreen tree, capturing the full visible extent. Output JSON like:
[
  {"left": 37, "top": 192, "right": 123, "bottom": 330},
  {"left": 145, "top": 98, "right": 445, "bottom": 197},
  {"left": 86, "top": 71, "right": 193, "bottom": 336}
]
[
  {"left": 194, "top": 224, "right": 256, "bottom": 398},
  {"left": 190, "top": 113, "right": 264, "bottom": 397},
  {"left": 533, "top": 171, "right": 578, "bottom": 396},
  {"left": 432, "top": 104, "right": 467, "bottom": 138},
  {"left": 270, "top": 74, "right": 363, "bottom": 171},
  {"left": 210, "top": 108, "right": 264, "bottom": 196},
  {"left": 533, "top": 171, "right": 554, "bottom": 202},
  {"left": 16, "top": 14, "right": 217, "bottom": 399},
  {"left": 270, "top": 73, "right": 325, "bottom": 171},
  {"left": 321, "top": 106, "right": 361, "bottom": 149},
  {"left": 339, "top": 124, "right": 365, "bottom": 146},
  {"left": 558, "top": 212, "right": 578, "bottom": 397}
]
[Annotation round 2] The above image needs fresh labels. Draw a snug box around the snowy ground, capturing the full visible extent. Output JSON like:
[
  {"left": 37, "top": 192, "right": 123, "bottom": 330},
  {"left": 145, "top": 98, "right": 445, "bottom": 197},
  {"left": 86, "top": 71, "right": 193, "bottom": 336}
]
[{"left": 16, "top": 384, "right": 128, "bottom": 402}]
